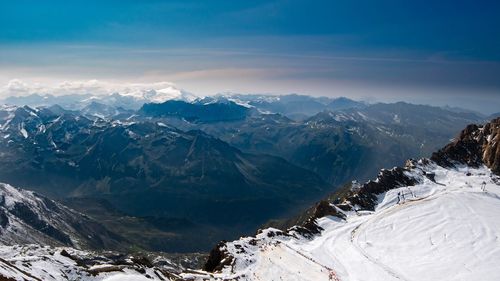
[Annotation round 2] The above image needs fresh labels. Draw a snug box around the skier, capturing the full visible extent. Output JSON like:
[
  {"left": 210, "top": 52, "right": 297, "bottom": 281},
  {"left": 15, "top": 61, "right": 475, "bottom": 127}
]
[
  {"left": 407, "top": 187, "right": 415, "bottom": 198},
  {"left": 481, "top": 181, "right": 487, "bottom": 192}
]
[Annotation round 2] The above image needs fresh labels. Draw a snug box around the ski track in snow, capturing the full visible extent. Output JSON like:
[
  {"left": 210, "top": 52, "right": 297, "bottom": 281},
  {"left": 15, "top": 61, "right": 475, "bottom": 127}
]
[
  {"left": 349, "top": 192, "right": 446, "bottom": 281},
  {"left": 326, "top": 166, "right": 500, "bottom": 281}
]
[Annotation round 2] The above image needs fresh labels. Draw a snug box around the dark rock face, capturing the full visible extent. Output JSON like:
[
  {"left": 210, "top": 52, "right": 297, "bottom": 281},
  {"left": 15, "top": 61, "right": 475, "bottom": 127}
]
[
  {"left": 313, "top": 200, "right": 339, "bottom": 218},
  {"left": 0, "top": 210, "right": 8, "bottom": 229},
  {"left": 431, "top": 124, "right": 484, "bottom": 168},
  {"left": 295, "top": 200, "right": 344, "bottom": 236},
  {"left": 352, "top": 167, "right": 418, "bottom": 210},
  {"left": 203, "top": 241, "right": 232, "bottom": 272},
  {"left": 432, "top": 118, "right": 500, "bottom": 175},
  {"left": 482, "top": 119, "right": 500, "bottom": 174}
]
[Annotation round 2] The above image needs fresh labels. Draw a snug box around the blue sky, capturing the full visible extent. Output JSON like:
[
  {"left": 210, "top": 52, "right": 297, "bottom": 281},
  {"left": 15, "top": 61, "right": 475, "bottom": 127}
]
[{"left": 1, "top": 0, "right": 499, "bottom": 112}]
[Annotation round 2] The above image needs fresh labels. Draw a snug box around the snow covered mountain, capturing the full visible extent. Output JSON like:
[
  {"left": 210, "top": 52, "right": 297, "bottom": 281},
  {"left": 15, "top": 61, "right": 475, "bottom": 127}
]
[
  {"left": 0, "top": 182, "right": 124, "bottom": 250},
  {"left": 187, "top": 117, "right": 500, "bottom": 281},
  {"left": 2, "top": 82, "right": 196, "bottom": 111},
  {"left": 212, "top": 93, "right": 366, "bottom": 119},
  {"left": 2, "top": 91, "right": 364, "bottom": 120}
]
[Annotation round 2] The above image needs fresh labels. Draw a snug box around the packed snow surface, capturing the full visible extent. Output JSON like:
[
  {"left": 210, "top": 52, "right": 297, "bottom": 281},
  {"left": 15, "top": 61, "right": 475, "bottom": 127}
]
[{"left": 185, "top": 164, "right": 500, "bottom": 281}]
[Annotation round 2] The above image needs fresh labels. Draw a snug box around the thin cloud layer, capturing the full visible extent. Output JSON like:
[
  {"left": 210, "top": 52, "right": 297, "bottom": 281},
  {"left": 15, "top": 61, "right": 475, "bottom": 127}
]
[{"left": 0, "top": 79, "right": 194, "bottom": 102}]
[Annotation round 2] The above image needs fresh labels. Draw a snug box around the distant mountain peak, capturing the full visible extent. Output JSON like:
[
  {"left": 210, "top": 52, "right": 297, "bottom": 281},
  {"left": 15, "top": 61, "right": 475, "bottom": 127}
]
[{"left": 1, "top": 82, "right": 197, "bottom": 111}]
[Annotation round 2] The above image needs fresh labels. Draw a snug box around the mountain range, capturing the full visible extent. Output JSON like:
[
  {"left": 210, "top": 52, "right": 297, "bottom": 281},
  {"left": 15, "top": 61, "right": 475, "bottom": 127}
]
[
  {"left": 1, "top": 85, "right": 195, "bottom": 111},
  {"left": 2, "top": 92, "right": 367, "bottom": 119},
  {"left": 0, "top": 95, "right": 491, "bottom": 251},
  {"left": 0, "top": 104, "right": 330, "bottom": 251},
  {"left": 0, "top": 92, "right": 492, "bottom": 253},
  {"left": 155, "top": 101, "right": 486, "bottom": 185},
  {"left": 0, "top": 112, "right": 498, "bottom": 280}
]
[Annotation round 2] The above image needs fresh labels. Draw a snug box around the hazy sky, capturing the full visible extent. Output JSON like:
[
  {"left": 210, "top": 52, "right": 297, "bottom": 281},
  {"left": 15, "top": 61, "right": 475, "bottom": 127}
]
[{"left": 1, "top": 0, "right": 499, "bottom": 113}]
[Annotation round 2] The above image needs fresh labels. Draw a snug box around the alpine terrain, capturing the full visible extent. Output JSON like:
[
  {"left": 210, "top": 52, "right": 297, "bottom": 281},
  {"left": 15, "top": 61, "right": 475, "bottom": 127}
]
[
  {"left": 2, "top": 1, "right": 499, "bottom": 280},
  {"left": 185, "top": 117, "right": 500, "bottom": 281},
  {"left": 0, "top": 115, "right": 498, "bottom": 280}
]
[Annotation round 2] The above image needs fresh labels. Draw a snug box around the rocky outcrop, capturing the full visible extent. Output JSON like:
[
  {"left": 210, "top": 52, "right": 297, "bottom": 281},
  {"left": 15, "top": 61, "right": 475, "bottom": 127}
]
[
  {"left": 293, "top": 200, "right": 345, "bottom": 237},
  {"left": 482, "top": 119, "right": 500, "bottom": 174},
  {"left": 337, "top": 167, "right": 418, "bottom": 211},
  {"left": 432, "top": 118, "right": 500, "bottom": 175},
  {"left": 203, "top": 241, "right": 232, "bottom": 272}
]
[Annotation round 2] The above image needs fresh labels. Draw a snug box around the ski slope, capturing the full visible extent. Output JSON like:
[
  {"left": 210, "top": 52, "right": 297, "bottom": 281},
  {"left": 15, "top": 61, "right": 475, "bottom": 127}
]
[{"left": 186, "top": 164, "right": 500, "bottom": 281}]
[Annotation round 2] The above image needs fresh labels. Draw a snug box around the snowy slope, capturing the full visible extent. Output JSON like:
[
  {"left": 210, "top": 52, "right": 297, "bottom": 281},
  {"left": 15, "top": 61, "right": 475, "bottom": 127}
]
[
  {"left": 0, "top": 183, "right": 123, "bottom": 250},
  {"left": 184, "top": 162, "right": 500, "bottom": 281},
  {"left": 0, "top": 244, "right": 183, "bottom": 281}
]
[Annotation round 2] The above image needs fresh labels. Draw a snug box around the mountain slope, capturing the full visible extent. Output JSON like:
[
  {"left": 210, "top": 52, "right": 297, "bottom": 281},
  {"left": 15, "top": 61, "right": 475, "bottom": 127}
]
[
  {"left": 489, "top": 112, "right": 500, "bottom": 119},
  {"left": 187, "top": 118, "right": 500, "bottom": 281},
  {"left": 0, "top": 183, "right": 124, "bottom": 250},
  {"left": 0, "top": 244, "right": 185, "bottom": 281}
]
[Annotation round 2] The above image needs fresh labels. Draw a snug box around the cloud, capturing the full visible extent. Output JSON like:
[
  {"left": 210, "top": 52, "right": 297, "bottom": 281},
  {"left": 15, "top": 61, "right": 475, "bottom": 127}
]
[
  {"left": 4, "top": 79, "right": 31, "bottom": 94},
  {"left": 0, "top": 79, "right": 191, "bottom": 100}
]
